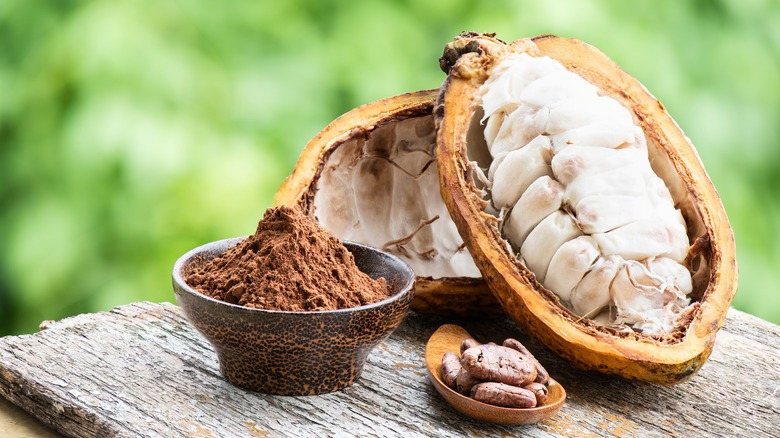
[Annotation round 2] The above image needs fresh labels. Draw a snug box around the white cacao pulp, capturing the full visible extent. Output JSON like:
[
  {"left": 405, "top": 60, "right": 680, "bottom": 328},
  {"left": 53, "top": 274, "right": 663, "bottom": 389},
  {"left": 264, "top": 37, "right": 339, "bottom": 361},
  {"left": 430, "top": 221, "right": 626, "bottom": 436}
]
[{"left": 477, "top": 53, "right": 693, "bottom": 334}]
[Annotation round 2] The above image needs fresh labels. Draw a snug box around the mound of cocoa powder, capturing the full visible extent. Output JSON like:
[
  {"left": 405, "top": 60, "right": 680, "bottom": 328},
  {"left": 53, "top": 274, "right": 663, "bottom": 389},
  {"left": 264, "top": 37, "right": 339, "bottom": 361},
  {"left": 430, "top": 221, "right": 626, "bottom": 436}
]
[{"left": 185, "top": 206, "right": 391, "bottom": 311}]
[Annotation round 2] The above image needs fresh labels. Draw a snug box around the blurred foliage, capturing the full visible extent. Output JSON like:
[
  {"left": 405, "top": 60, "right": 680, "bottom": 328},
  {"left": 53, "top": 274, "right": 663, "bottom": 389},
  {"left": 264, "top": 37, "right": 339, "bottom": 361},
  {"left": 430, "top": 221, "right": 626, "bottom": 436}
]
[{"left": 0, "top": 0, "right": 778, "bottom": 334}]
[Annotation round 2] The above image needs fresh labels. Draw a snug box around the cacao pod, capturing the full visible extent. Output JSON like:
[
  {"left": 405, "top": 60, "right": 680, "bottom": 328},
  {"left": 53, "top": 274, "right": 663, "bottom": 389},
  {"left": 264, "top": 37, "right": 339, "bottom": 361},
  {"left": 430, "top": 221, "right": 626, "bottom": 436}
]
[
  {"left": 435, "top": 33, "right": 737, "bottom": 383},
  {"left": 274, "top": 90, "right": 500, "bottom": 315}
]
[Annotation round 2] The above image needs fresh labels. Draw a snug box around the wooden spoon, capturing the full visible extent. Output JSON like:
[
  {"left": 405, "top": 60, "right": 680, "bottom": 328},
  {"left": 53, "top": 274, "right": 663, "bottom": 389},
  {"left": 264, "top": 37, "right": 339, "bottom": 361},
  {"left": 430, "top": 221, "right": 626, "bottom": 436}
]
[{"left": 425, "top": 324, "right": 566, "bottom": 424}]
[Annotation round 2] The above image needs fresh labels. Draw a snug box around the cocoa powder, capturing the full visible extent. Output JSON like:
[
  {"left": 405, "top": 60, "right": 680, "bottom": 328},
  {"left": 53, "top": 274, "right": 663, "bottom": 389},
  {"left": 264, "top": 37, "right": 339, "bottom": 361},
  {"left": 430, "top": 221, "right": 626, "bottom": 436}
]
[{"left": 185, "top": 206, "right": 391, "bottom": 311}]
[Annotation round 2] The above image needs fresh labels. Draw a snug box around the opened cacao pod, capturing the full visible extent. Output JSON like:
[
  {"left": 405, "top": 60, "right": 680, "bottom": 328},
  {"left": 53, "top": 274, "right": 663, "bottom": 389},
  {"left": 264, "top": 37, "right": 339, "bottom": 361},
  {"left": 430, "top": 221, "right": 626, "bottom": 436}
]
[
  {"left": 274, "top": 90, "right": 500, "bottom": 315},
  {"left": 435, "top": 33, "right": 737, "bottom": 383}
]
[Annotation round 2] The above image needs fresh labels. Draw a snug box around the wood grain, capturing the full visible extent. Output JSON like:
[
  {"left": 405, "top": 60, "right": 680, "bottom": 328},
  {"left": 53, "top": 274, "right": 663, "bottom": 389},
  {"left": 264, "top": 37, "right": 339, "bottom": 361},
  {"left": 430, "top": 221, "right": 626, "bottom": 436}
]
[{"left": 0, "top": 302, "right": 777, "bottom": 437}]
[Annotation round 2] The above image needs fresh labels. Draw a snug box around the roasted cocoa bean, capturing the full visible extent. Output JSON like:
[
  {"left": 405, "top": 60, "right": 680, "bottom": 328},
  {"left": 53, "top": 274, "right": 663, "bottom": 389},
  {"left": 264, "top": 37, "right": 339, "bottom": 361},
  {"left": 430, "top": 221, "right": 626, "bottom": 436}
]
[
  {"left": 461, "top": 344, "right": 537, "bottom": 386},
  {"left": 460, "top": 338, "right": 478, "bottom": 355},
  {"left": 441, "top": 352, "right": 461, "bottom": 389},
  {"left": 523, "top": 382, "right": 548, "bottom": 405},
  {"left": 455, "top": 368, "right": 482, "bottom": 395},
  {"left": 470, "top": 382, "right": 537, "bottom": 408},
  {"left": 502, "top": 338, "right": 550, "bottom": 385}
]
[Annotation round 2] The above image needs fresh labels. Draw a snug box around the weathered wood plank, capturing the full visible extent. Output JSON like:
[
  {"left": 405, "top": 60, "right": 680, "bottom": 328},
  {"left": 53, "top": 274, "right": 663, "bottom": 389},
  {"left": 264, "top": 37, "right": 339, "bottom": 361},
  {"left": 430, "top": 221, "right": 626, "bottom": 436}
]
[{"left": 0, "top": 302, "right": 778, "bottom": 437}]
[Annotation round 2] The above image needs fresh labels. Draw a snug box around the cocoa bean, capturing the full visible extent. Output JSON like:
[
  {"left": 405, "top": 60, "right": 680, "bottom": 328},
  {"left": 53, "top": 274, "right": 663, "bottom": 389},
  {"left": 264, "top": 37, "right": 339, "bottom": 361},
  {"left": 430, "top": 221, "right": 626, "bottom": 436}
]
[
  {"left": 461, "top": 344, "right": 537, "bottom": 386},
  {"left": 455, "top": 368, "right": 482, "bottom": 395},
  {"left": 441, "top": 352, "right": 461, "bottom": 389},
  {"left": 460, "top": 338, "right": 478, "bottom": 355},
  {"left": 470, "top": 382, "right": 537, "bottom": 408},
  {"left": 502, "top": 338, "right": 550, "bottom": 385},
  {"left": 523, "top": 382, "right": 548, "bottom": 405}
]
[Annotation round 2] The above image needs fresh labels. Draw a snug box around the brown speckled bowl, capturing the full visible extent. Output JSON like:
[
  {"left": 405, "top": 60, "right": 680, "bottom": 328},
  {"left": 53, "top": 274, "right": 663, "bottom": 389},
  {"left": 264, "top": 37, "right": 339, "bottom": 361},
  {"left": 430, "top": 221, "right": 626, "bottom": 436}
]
[{"left": 172, "top": 238, "right": 415, "bottom": 395}]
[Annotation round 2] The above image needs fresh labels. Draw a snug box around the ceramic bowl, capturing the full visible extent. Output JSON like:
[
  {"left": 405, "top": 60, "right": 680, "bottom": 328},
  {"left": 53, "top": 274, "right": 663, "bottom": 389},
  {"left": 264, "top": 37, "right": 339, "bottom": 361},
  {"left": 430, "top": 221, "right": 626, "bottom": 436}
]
[{"left": 172, "top": 237, "right": 415, "bottom": 395}]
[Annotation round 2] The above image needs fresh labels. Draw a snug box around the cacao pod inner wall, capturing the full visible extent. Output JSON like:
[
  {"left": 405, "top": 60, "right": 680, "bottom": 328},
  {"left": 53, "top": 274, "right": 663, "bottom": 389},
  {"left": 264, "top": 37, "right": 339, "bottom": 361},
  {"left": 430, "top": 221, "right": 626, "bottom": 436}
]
[
  {"left": 275, "top": 91, "right": 500, "bottom": 315},
  {"left": 436, "top": 34, "right": 737, "bottom": 383},
  {"left": 312, "top": 110, "right": 479, "bottom": 279}
]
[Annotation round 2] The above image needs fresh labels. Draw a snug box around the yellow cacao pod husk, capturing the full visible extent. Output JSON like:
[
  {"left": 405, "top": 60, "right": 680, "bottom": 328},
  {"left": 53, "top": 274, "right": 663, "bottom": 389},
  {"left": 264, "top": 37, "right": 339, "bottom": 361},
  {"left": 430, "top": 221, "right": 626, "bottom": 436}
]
[
  {"left": 435, "top": 33, "right": 738, "bottom": 383},
  {"left": 275, "top": 90, "right": 500, "bottom": 315}
]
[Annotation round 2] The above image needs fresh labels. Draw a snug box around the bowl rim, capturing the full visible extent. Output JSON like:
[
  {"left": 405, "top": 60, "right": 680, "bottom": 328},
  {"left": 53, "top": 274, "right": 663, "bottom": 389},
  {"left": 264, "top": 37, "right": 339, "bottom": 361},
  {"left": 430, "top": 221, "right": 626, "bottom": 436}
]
[{"left": 172, "top": 236, "right": 416, "bottom": 315}]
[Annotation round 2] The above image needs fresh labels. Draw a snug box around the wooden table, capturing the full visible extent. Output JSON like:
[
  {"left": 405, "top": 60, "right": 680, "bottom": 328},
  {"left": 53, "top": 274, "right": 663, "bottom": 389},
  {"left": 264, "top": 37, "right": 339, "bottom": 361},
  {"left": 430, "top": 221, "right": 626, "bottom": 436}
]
[{"left": 0, "top": 302, "right": 777, "bottom": 437}]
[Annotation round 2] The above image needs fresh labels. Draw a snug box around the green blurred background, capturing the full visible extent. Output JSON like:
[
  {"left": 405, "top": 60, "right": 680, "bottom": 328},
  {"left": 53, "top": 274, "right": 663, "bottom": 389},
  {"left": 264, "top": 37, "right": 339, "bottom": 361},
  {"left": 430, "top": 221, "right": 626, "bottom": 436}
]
[{"left": 1, "top": 0, "right": 778, "bottom": 335}]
